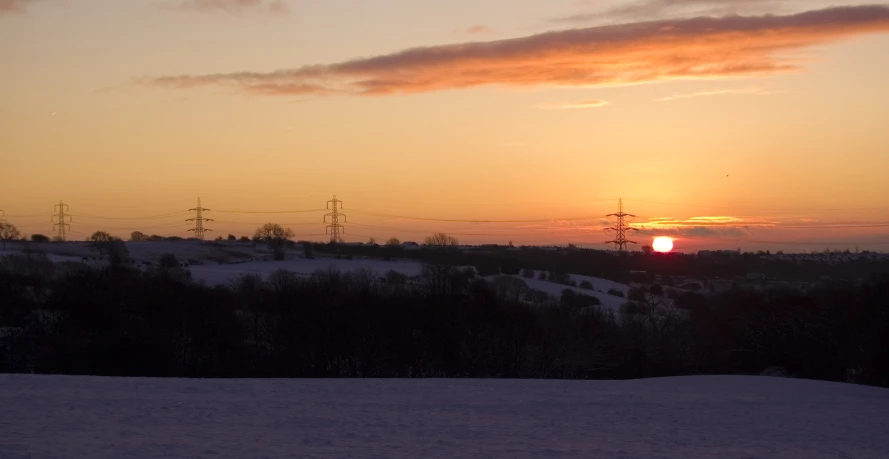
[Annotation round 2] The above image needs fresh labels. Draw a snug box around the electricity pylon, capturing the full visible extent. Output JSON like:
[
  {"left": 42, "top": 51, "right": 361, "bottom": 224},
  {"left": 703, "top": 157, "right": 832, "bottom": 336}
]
[
  {"left": 52, "top": 201, "right": 71, "bottom": 241},
  {"left": 187, "top": 197, "right": 213, "bottom": 240},
  {"left": 324, "top": 195, "right": 346, "bottom": 243},
  {"left": 605, "top": 198, "right": 638, "bottom": 252}
]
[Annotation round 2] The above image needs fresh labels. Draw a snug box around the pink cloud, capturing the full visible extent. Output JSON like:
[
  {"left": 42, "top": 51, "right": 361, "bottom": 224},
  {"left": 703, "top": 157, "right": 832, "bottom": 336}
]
[
  {"left": 143, "top": 5, "right": 889, "bottom": 97},
  {"left": 535, "top": 99, "right": 610, "bottom": 109},
  {"left": 166, "top": 0, "right": 289, "bottom": 14},
  {"left": 465, "top": 25, "right": 494, "bottom": 34},
  {"left": 0, "top": 0, "right": 27, "bottom": 14}
]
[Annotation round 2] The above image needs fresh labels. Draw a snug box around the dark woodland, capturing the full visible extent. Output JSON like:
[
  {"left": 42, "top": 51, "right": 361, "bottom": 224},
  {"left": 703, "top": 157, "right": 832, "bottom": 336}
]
[{"left": 1, "top": 246, "right": 887, "bottom": 386}]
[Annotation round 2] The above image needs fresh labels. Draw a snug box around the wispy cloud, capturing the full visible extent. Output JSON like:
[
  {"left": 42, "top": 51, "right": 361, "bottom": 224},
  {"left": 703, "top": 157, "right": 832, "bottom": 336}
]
[
  {"left": 639, "top": 225, "right": 751, "bottom": 238},
  {"left": 162, "top": 0, "right": 289, "bottom": 15},
  {"left": 554, "top": 0, "right": 778, "bottom": 23},
  {"left": 654, "top": 87, "right": 775, "bottom": 101},
  {"left": 465, "top": 25, "right": 494, "bottom": 34},
  {"left": 0, "top": 0, "right": 30, "bottom": 14},
  {"left": 143, "top": 5, "right": 889, "bottom": 97},
  {"left": 535, "top": 99, "right": 609, "bottom": 110},
  {"left": 633, "top": 215, "right": 774, "bottom": 238},
  {"left": 638, "top": 216, "right": 780, "bottom": 228}
]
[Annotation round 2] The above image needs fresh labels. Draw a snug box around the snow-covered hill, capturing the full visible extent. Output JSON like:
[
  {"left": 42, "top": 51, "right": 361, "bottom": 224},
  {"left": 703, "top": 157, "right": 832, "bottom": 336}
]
[
  {"left": 2, "top": 241, "right": 653, "bottom": 311},
  {"left": 1, "top": 374, "right": 886, "bottom": 459}
]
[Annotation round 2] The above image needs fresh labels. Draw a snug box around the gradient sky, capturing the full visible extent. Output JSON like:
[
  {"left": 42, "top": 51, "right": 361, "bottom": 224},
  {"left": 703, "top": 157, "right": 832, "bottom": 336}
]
[{"left": 2, "top": 0, "right": 888, "bottom": 251}]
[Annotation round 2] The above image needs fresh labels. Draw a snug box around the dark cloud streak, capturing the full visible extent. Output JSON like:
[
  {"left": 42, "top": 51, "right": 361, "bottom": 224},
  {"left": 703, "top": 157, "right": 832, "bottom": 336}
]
[{"left": 553, "top": 0, "right": 779, "bottom": 23}]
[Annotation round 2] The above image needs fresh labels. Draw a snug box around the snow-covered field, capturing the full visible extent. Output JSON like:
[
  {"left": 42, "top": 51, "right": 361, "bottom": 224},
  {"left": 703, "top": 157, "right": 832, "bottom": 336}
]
[
  {"left": 190, "top": 258, "right": 425, "bottom": 286},
  {"left": 508, "top": 271, "right": 634, "bottom": 311},
  {"left": 1, "top": 375, "right": 887, "bottom": 459}
]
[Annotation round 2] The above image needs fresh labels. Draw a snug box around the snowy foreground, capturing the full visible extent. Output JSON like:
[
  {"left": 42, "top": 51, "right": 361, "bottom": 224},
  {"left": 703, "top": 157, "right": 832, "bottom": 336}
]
[{"left": 2, "top": 375, "right": 888, "bottom": 459}]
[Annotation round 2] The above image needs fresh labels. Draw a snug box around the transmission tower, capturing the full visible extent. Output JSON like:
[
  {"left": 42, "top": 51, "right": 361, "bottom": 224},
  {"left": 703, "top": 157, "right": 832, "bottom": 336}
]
[
  {"left": 605, "top": 198, "right": 638, "bottom": 252},
  {"left": 324, "top": 195, "right": 346, "bottom": 243},
  {"left": 187, "top": 197, "right": 213, "bottom": 240},
  {"left": 52, "top": 201, "right": 71, "bottom": 241}
]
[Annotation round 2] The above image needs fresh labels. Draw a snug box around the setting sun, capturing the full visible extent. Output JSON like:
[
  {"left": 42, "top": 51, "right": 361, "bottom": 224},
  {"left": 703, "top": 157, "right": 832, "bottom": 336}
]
[{"left": 652, "top": 237, "right": 674, "bottom": 253}]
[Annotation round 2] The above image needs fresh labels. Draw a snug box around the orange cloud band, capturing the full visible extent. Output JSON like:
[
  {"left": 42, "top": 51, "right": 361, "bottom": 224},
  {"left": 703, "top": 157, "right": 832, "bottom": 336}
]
[{"left": 145, "top": 5, "right": 889, "bottom": 96}]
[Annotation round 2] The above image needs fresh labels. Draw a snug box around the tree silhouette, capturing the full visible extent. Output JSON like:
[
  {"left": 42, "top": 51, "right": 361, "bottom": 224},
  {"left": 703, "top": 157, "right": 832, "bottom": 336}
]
[
  {"left": 89, "top": 231, "right": 127, "bottom": 263},
  {"left": 0, "top": 222, "right": 20, "bottom": 251},
  {"left": 130, "top": 231, "right": 148, "bottom": 242},
  {"left": 89, "top": 231, "right": 115, "bottom": 259},
  {"left": 253, "top": 223, "right": 294, "bottom": 260},
  {"left": 423, "top": 233, "right": 458, "bottom": 247}
]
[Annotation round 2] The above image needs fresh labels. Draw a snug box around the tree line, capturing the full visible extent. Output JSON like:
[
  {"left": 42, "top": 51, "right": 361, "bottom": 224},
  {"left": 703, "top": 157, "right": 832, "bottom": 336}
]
[{"left": 0, "top": 247, "right": 886, "bottom": 386}]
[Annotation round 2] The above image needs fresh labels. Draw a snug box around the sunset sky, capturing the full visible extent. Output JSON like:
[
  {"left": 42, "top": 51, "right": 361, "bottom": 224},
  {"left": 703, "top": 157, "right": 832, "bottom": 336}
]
[{"left": 2, "top": 0, "right": 888, "bottom": 251}]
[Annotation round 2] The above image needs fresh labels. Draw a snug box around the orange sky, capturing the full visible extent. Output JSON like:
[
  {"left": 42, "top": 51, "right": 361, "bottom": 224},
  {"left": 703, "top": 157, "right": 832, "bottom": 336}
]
[{"left": 1, "top": 0, "right": 888, "bottom": 251}]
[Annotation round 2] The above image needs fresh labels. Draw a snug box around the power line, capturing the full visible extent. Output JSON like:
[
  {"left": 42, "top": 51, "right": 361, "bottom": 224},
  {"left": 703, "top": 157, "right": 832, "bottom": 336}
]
[
  {"left": 2, "top": 211, "right": 53, "bottom": 218},
  {"left": 348, "top": 196, "right": 619, "bottom": 208},
  {"left": 82, "top": 222, "right": 190, "bottom": 232},
  {"left": 52, "top": 201, "right": 71, "bottom": 241},
  {"left": 213, "top": 209, "right": 325, "bottom": 214},
  {"left": 68, "top": 211, "right": 190, "bottom": 220},
  {"left": 325, "top": 195, "right": 346, "bottom": 243},
  {"left": 212, "top": 220, "right": 318, "bottom": 226},
  {"left": 349, "top": 209, "right": 603, "bottom": 224},
  {"left": 622, "top": 198, "right": 889, "bottom": 213},
  {"left": 605, "top": 198, "right": 638, "bottom": 252},
  {"left": 773, "top": 223, "right": 889, "bottom": 229},
  {"left": 186, "top": 197, "right": 212, "bottom": 240},
  {"left": 350, "top": 223, "right": 543, "bottom": 237}
]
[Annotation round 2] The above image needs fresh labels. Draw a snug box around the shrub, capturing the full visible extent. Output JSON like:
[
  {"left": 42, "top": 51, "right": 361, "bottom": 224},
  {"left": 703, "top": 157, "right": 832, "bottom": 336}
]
[
  {"left": 500, "top": 258, "right": 521, "bottom": 275},
  {"left": 384, "top": 270, "right": 408, "bottom": 284},
  {"left": 628, "top": 288, "right": 647, "bottom": 302},
  {"left": 561, "top": 289, "right": 602, "bottom": 307}
]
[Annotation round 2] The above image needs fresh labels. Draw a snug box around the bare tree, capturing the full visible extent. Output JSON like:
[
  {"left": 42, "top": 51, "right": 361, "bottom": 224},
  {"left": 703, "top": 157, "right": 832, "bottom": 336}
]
[
  {"left": 385, "top": 237, "right": 401, "bottom": 247},
  {"left": 421, "top": 233, "right": 460, "bottom": 293},
  {"left": 254, "top": 223, "right": 294, "bottom": 260},
  {"left": 423, "top": 232, "right": 458, "bottom": 247},
  {"left": 130, "top": 231, "right": 148, "bottom": 242},
  {"left": 90, "top": 231, "right": 127, "bottom": 262},
  {"left": 0, "top": 222, "right": 21, "bottom": 251}
]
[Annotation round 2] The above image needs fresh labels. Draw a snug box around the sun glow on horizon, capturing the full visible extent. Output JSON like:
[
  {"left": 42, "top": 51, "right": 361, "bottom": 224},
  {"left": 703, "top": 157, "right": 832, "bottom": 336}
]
[{"left": 653, "top": 237, "right": 674, "bottom": 253}]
